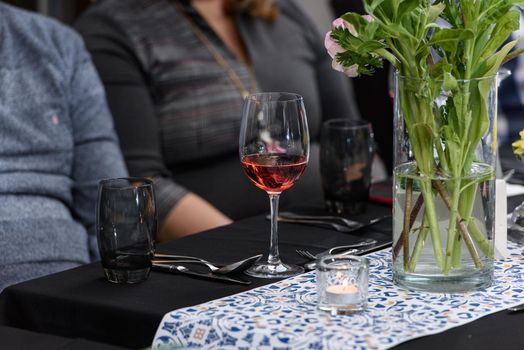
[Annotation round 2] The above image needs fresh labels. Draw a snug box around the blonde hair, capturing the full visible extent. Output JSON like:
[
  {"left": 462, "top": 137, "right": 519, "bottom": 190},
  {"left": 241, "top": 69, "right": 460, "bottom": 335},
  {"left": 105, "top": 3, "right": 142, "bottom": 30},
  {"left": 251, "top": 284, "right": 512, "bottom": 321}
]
[{"left": 226, "top": 0, "right": 279, "bottom": 21}]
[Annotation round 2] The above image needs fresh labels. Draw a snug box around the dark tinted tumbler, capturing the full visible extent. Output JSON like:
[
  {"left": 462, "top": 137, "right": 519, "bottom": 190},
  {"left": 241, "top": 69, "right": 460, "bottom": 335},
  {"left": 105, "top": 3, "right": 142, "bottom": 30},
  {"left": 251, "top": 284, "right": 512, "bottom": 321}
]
[
  {"left": 96, "top": 178, "right": 156, "bottom": 283},
  {"left": 320, "top": 119, "right": 374, "bottom": 215}
]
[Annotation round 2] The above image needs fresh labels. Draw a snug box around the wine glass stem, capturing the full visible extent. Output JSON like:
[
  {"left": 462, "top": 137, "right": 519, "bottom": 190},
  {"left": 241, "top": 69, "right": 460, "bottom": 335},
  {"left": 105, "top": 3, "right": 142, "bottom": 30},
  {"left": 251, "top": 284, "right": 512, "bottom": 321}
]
[{"left": 268, "top": 193, "right": 281, "bottom": 265}]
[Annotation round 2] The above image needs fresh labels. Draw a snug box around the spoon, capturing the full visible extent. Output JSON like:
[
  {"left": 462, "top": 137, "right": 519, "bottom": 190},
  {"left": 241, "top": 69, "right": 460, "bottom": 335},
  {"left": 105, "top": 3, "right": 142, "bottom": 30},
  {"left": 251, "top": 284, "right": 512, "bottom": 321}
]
[{"left": 153, "top": 254, "right": 263, "bottom": 275}]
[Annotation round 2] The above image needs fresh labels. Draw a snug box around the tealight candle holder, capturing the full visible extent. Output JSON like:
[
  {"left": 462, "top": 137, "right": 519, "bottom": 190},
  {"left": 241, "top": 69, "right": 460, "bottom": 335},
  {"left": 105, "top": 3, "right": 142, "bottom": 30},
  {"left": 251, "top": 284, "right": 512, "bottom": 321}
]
[{"left": 317, "top": 255, "right": 368, "bottom": 315}]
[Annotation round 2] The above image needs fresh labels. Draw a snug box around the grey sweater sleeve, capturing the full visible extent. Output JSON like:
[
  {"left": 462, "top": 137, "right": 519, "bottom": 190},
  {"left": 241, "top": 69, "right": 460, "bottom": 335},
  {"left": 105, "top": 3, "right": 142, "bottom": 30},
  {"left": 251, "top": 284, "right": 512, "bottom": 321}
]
[{"left": 66, "top": 32, "right": 129, "bottom": 259}]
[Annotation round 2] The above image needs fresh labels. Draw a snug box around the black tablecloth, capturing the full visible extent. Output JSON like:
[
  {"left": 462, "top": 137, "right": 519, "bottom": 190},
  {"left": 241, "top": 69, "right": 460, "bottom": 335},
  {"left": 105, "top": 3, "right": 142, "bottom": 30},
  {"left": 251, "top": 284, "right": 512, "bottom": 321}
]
[
  {"left": 1, "top": 201, "right": 524, "bottom": 349},
  {"left": 0, "top": 325, "right": 128, "bottom": 350}
]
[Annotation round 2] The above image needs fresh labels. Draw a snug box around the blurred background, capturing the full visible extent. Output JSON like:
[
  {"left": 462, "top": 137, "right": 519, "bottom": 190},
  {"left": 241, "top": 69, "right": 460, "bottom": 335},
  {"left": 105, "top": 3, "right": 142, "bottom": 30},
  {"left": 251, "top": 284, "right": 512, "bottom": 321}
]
[
  {"left": 5, "top": 0, "right": 332, "bottom": 25},
  {"left": 5, "top": 0, "right": 92, "bottom": 23}
]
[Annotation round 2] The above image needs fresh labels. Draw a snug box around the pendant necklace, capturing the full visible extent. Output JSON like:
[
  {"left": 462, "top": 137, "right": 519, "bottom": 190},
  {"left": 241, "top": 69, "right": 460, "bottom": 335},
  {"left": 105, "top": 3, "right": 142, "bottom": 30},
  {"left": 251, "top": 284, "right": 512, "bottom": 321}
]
[{"left": 173, "top": 0, "right": 258, "bottom": 99}]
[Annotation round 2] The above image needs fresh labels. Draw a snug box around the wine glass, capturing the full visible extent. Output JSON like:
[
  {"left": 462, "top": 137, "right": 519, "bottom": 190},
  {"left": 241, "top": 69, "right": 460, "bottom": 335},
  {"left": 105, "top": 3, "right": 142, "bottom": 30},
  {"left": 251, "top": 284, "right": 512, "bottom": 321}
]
[{"left": 239, "top": 92, "right": 310, "bottom": 278}]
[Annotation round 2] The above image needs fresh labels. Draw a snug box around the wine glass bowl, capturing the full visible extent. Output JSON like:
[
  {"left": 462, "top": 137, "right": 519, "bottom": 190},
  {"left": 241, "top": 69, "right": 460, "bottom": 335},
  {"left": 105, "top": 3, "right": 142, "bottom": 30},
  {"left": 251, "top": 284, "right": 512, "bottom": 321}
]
[
  {"left": 239, "top": 92, "right": 309, "bottom": 278},
  {"left": 240, "top": 154, "right": 307, "bottom": 193}
]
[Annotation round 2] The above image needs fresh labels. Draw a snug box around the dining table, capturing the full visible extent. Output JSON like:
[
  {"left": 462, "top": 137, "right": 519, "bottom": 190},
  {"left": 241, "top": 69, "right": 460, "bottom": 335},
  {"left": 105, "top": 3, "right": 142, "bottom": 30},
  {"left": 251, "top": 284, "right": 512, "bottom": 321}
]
[
  {"left": 0, "top": 194, "right": 524, "bottom": 350},
  {"left": 0, "top": 325, "right": 128, "bottom": 350}
]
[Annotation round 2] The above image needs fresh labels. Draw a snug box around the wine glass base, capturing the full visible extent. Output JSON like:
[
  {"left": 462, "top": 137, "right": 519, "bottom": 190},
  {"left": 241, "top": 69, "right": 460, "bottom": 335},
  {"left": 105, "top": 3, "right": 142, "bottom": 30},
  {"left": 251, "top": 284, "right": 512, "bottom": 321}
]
[{"left": 244, "top": 261, "right": 304, "bottom": 279}]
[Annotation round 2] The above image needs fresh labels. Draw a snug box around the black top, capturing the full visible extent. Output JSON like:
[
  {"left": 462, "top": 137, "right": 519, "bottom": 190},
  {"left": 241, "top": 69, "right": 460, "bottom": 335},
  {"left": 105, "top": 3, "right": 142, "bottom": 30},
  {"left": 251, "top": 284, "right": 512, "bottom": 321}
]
[{"left": 75, "top": 0, "right": 360, "bottom": 221}]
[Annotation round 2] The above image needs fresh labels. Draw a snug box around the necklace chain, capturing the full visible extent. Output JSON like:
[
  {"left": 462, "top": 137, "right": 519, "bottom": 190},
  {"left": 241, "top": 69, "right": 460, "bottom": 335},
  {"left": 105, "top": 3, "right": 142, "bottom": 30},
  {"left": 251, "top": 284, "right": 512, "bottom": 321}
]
[{"left": 173, "top": 0, "right": 257, "bottom": 99}]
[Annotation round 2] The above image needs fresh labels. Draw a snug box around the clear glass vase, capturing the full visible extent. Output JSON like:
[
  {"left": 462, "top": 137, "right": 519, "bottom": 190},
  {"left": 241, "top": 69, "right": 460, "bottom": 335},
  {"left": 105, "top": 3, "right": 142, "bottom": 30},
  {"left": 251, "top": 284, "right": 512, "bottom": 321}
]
[{"left": 392, "top": 74, "right": 498, "bottom": 292}]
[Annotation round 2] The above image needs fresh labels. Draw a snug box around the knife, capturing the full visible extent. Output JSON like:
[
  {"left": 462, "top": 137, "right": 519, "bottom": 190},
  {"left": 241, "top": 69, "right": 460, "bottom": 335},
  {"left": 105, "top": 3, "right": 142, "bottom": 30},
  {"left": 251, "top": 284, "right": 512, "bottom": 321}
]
[
  {"left": 152, "top": 263, "right": 251, "bottom": 285},
  {"left": 270, "top": 213, "right": 390, "bottom": 233},
  {"left": 304, "top": 240, "right": 392, "bottom": 271}
]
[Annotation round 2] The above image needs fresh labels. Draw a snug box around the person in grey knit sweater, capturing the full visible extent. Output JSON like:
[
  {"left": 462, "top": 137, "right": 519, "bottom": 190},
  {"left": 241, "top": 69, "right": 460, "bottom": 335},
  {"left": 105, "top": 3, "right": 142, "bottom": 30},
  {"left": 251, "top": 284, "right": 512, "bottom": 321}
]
[{"left": 0, "top": 3, "right": 127, "bottom": 291}]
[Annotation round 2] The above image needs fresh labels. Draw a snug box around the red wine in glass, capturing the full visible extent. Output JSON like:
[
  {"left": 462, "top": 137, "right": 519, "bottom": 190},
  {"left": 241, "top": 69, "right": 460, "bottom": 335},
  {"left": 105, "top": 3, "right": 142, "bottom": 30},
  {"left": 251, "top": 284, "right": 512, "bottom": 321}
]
[
  {"left": 241, "top": 154, "right": 307, "bottom": 193},
  {"left": 239, "top": 92, "right": 309, "bottom": 278}
]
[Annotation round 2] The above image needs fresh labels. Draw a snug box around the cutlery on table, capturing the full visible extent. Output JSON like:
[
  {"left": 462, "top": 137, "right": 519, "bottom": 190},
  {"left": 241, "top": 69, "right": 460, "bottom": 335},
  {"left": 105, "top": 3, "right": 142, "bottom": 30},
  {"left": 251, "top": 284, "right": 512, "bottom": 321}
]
[
  {"left": 154, "top": 253, "right": 213, "bottom": 261},
  {"left": 295, "top": 238, "right": 377, "bottom": 260},
  {"left": 507, "top": 303, "right": 524, "bottom": 312},
  {"left": 278, "top": 218, "right": 353, "bottom": 232},
  {"left": 303, "top": 241, "right": 392, "bottom": 271},
  {"left": 153, "top": 254, "right": 262, "bottom": 275},
  {"left": 270, "top": 214, "right": 390, "bottom": 233},
  {"left": 152, "top": 263, "right": 251, "bottom": 285},
  {"left": 300, "top": 249, "right": 359, "bottom": 269},
  {"left": 154, "top": 253, "right": 257, "bottom": 266},
  {"left": 279, "top": 211, "right": 364, "bottom": 228}
]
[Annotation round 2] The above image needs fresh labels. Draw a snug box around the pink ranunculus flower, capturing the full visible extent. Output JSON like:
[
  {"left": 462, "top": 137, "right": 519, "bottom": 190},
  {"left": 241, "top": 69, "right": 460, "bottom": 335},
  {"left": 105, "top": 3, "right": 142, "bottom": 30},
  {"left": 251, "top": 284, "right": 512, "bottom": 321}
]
[
  {"left": 332, "top": 59, "right": 359, "bottom": 78},
  {"left": 331, "top": 18, "right": 358, "bottom": 37},
  {"left": 324, "top": 31, "right": 345, "bottom": 59}
]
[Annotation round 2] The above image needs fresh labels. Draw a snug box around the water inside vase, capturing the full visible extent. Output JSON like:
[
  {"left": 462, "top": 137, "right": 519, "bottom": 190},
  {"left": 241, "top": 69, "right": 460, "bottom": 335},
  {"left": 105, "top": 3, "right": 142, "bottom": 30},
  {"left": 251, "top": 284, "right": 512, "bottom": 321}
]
[{"left": 392, "top": 161, "right": 495, "bottom": 292}]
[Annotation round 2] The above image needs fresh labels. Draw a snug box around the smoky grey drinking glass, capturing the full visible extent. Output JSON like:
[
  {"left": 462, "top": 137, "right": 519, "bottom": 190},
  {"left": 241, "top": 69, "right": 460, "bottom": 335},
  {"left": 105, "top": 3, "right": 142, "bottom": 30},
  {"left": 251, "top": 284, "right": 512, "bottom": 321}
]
[
  {"left": 96, "top": 178, "right": 156, "bottom": 283},
  {"left": 320, "top": 119, "right": 375, "bottom": 215}
]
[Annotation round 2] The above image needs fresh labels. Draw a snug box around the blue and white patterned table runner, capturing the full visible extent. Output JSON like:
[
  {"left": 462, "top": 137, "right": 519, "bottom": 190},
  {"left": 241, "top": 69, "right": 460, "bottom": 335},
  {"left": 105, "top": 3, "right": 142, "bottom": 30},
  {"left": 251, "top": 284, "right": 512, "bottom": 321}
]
[{"left": 153, "top": 243, "right": 524, "bottom": 349}]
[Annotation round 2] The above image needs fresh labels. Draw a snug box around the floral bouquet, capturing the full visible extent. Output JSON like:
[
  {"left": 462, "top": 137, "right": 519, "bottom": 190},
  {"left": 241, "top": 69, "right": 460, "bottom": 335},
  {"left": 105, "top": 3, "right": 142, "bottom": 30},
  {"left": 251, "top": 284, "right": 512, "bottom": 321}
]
[{"left": 325, "top": 0, "right": 524, "bottom": 291}]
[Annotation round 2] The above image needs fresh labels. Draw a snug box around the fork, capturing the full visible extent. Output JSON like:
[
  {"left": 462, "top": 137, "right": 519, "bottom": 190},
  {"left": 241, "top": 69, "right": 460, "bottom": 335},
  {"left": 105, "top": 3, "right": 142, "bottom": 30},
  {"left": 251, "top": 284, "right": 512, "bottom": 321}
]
[
  {"left": 296, "top": 248, "right": 359, "bottom": 260},
  {"left": 274, "top": 215, "right": 389, "bottom": 233},
  {"left": 275, "top": 217, "right": 362, "bottom": 233},
  {"left": 295, "top": 239, "right": 377, "bottom": 260},
  {"left": 279, "top": 211, "right": 362, "bottom": 228}
]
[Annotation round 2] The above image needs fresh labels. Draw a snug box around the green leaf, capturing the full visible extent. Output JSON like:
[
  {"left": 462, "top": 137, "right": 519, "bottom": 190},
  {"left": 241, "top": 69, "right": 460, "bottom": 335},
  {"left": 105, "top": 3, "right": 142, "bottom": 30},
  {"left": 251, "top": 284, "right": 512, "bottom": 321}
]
[
  {"left": 478, "top": 10, "right": 520, "bottom": 61},
  {"left": 440, "top": 1, "right": 461, "bottom": 27},
  {"left": 460, "top": 0, "right": 476, "bottom": 25},
  {"left": 381, "top": 22, "right": 414, "bottom": 39},
  {"left": 379, "top": 0, "right": 400, "bottom": 21},
  {"left": 364, "top": 19, "right": 380, "bottom": 38},
  {"left": 341, "top": 12, "right": 369, "bottom": 33},
  {"left": 463, "top": 80, "right": 491, "bottom": 171},
  {"left": 510, "top": 1, "right": 524, "bottom": 9},
  {"left": 358, "top": 41, "right": 386, "bottom": 52},
  {"left": 443, "top": 72, "right": 458, "bottom": 91},
  {"left": 430, "top": 58, "right": 452, "bottom": 82},
  {"left": 363, "top": 0, "right": 387, "bottom": 14},
  {"left": 428, "top": 2, "right": 445, "bottom": 23},
  {"left": 429, "top": 28, "right": 474, "bottom": 54},
  {"left": 474, "top": 39, "right": 517, "bottom": 77},
  {"left": 481, "top": 3, "right": 514, "bottom": 23},
  {"left": 471, "top": 29, "right": 493, "bottom": 66},
  {"left": 398, "top": 0, "right": 421, "bottom": 19}
]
